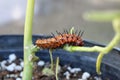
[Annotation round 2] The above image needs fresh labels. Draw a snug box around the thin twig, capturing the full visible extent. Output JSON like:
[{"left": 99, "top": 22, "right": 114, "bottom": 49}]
[{"left": 55, "top": 57, "right": 59, "bottom": 80}]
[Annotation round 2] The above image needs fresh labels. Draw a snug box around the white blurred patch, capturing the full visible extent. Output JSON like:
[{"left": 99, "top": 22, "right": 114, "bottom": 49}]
[{"left": 11, "top": 6, "right": 23, "bottom": 20}]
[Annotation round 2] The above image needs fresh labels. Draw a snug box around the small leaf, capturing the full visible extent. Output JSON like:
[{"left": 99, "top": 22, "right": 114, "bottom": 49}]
[{"left": 42, "top": 68, "right": 54, "bottom": 76}]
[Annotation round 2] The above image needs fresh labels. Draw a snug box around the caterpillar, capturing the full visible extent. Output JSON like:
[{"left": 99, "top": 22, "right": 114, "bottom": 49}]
[{"left": 35, "top": 30, "right": 84, "bottom": 49}]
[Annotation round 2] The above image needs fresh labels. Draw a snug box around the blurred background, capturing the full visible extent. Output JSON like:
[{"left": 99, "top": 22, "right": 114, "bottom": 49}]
[{"left": 0, "top": 0, "right": 120, "bottom": 47}]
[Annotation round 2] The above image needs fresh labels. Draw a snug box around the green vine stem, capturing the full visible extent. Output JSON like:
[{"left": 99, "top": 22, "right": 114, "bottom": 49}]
[
  {"left": 96, "top": 18, "right": 120, "bottom": 74},
  {"left": 49, "top": 49, "right": 54, "bottom": 70},
  {"left": 64, "top": 11, "right": 120, "bottom": 75},
  {"left": 23, "top": 0, "right": 37, "bottom": 80},
  {"left": 83, "top": 11, "right": 120, "bottom": 21},
  {"left": 55, "top": 57, "right": 59, "bottom": 80},
  {"left": 70, "top": 27, "right": 75, "bottom": 34},
  {"left": 64, "top": 46, "right": 104, "bottom": 52}
]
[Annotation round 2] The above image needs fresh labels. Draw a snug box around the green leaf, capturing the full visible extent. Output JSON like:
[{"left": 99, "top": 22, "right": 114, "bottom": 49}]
[{"left": 42, "top": 68, "right": 54, "bottom": 76}]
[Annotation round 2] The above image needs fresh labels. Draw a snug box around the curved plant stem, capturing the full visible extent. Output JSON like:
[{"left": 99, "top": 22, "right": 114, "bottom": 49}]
[
  {"left": 64, "top": 18, "right": 120, "bottom": 75},
  {"left": 49, "top": 49, "right": 54, "bottom": 70},
  {"left": 70, "top": 27, "right": 74, "bottom": 34},
  {"left": 23, "top": 0, "right": 35, "bottom": 80},
  {"left": 96, "top": 53, "right": 104, "bottom": 75},
  {"left": 96, "top": 18, "right": 120, "bottom": 74}
]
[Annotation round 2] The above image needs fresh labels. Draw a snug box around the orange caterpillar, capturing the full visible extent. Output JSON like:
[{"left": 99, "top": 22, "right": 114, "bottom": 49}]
[{"left": 36, "top": 31, "right": 84, "bottom": 49}]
